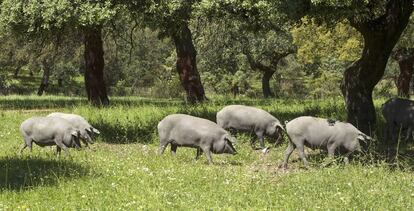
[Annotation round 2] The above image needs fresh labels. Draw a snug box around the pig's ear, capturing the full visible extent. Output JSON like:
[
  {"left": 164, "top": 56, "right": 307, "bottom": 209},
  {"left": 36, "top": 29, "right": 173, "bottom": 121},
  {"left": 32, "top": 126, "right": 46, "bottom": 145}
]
[
  {"left": 357, "top": 133, "right": 369, "bottom": 143},
  {"left": 225, "top": 135, "right": 236, "bottom": 144},
  {"left": 273, "top": 122, "right": 285, "bottom": 132},
  {"left": 365, "top": 134, "right": 373, "bottom": 141},
  {"left": 276, "top": 124, "right": 285, "bottom": 132},
  {"left": 71, "top": 130, "right": 78, "bottom": 137},
  {"left": 357, "top": 133, "right": 372, "bottom": 142},
  {"left": 92, "top": 127, "right": 100, "bottom": 135}
]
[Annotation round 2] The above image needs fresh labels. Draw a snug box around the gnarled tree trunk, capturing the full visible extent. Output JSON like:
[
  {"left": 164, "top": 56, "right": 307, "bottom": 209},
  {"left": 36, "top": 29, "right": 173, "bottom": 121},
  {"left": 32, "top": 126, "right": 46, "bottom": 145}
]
[
  {"left": 37, "top": 59, "right": 51, "bottom": 96},
  {"left": 262, "top": 70, "right": 275, "bottom": 98},
  {"left": 83, "top": 25, "right": 109, "bottom": 106},
  {"left": 393, "top": 48, "right": 414, "bottom": 98},
  {"left": 14, "top": 65, "right": 21, "bottom": 77},
  {"left": 172, "top": 24, "right": 206, "bottom": 103},
  {"left": 341, "top": 0, "right": 413, "bottom": 134},
  {"left": 242, "top": 37, "right": 293, "bottom": 99}
]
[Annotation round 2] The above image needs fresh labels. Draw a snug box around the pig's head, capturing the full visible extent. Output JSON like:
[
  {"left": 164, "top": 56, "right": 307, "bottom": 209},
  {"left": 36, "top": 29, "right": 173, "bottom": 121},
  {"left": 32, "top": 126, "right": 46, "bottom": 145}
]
[
  {"left": 356, "top": 132, "right": 373, "bottom": 151},
  {"left": 85, "top": 127, "right": 100, "bottom": 143},
  {"left": 266, "top": 121, "right": 285, "bottom": 145},
  {"left": 212, "top": 134, "right": 237, "bottom": 155},
  {"left": 79, "top": 130, "right": 93, "bottom": 144},
  {"left": 71, "top": 130, "right": 82, "bottom": 149},
  {"left": 345, "top": 132, "right": 372, "bottom": 153}
]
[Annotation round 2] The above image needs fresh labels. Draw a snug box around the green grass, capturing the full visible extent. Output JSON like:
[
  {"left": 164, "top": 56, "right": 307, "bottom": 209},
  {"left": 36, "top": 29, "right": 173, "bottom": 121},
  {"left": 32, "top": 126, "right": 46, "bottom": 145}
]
[
  {"left": 1, "top": 73, "right": 85, "bottom": 96},
  {"left": 0, "top": 96, "right": 413, "bottom": 209}
]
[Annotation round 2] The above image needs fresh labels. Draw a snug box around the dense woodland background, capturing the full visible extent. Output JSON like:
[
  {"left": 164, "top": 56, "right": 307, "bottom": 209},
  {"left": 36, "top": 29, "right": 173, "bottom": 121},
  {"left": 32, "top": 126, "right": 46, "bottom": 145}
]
[{"left": 0, "top": 0, "right": 414, "bottom": 134}]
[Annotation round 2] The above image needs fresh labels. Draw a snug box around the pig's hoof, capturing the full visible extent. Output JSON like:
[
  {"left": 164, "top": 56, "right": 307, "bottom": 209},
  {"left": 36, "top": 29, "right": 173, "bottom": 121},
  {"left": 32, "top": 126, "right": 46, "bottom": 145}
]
[
  {"left": 278, "top": 163, "right": 288, "bottom": 170},
  {"left": 343, "top": 157, "right": 349, "bottom": 164}
]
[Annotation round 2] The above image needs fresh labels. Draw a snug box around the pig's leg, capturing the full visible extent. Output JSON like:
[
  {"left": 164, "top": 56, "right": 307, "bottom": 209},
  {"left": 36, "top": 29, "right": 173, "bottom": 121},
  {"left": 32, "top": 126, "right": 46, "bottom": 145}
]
[
  {"left": 327, "top": 142, "right": 337, "bottom": 157},
  {"left": 324, "top": 142, "right": 338, "bottom": 166},
  {"left": 343, "top": 151, "right": 353, "bottom": 164},
  {"left": 54, "top": 139, "right": 70, "bottom": 156},
  {"left": 255, "top": 130, "right": 265, "bottom": 149},
  {"left": 391, "top": 124, "right": 399, "bottom": 143},
  {"left": 56, "top": 146, "right": 62, "bottom": 156},
  {"left": 158, "top": 145, "right": 167, "bottom": 155},
  {"left": 170, "top": 144, "right": 178, "bottom": 156},
  {"left": 73, "top": 135, "right": 81, "bottom": 149},
  {"left": 274, "top": 131, "right": 284, "bottom": 147},
  {"left": 195, "top": 147, "right": 202, "bottom": 160},
  {"left": 296, "top": 143, "right": 308, "bottom": 167},
  {"left": 20, "top": 135, "right": 32, "bottom": 155},
  {"left": 202, "top": 146, "right": 213, "bottom": 164},
  {"left": 282, "top": 142, "right": 296, "bottom": 169},
  {"left": 19, "top": 135, "right": 31, "bottom": 155},
  {"left": 404, "top": 126, "right": 412, "bottom": 143},
  {"left": 81, "top": 139, "right": 90, "bottom": 149},
  {"left": 384, "top": 122, "right": 392, "bottom": 145},
  {"left": 250, "top": 131, "right": 257, "bottom": 149},
  {"left": 19, "top": 144, "right": 27, "bottom": 155},
  {"left": 158, "top": 139, "right": 169, "bottom": 155}
]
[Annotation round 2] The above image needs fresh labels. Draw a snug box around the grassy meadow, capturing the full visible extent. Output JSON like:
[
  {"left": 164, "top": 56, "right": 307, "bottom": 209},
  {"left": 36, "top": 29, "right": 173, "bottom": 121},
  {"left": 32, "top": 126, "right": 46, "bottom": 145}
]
[{"left": 1, "top": 95, "right": 414, "bottom": 210}]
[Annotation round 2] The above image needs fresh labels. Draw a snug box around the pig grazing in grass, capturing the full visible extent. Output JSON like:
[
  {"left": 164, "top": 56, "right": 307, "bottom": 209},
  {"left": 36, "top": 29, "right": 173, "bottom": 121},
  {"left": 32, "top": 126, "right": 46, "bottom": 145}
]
[
  {"left": 158, "top": 114, "right": 237, "bottom": 164},
  {"left": 47, "top": 112, "right": 100, "bottom": 147},
  {"left": 282, "top": 116, "right": 371, "bottom": 168},
  {"left": 20, "top": 116, "right": 81, "bottom": 156},
  {"left": 216, "top": 105, "right": 284, "bottom": 149},
  {"left": 381, "top": 98, "right": 414, "bottom": 143}
]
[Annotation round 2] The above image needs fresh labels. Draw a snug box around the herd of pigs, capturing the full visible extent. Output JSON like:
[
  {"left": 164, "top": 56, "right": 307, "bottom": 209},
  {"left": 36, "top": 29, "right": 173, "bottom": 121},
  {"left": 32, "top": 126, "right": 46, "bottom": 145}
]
[{"left": 18, "top": 98, "right": 413, "bottom": 168}]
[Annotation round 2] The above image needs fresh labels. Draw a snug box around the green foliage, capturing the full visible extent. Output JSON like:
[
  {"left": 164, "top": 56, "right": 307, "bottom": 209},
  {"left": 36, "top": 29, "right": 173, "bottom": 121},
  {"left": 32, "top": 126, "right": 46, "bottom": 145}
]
[
  {"left": 396, "top": 14, "right": 414, "bottom": 48},
  {"left": 0, "top": 0, "right": 117, "bottom": 33},
  {"left": 103, "top": 21, "right": 175, "bottom": 95},
  {"left": 0, "top": 0, "right": 411, "bottom": 101},
  {"left": 300, "top": 0, "right": 389, "bottom": 25},
  {"left": 292, "top": 17, "right": 362, "bottom": 64},
  {"left": 306, "top": 71, "right": 342, "bottom": 98},
  {"left": 126, "top": 0, "right": 199, "bottom": 37}
]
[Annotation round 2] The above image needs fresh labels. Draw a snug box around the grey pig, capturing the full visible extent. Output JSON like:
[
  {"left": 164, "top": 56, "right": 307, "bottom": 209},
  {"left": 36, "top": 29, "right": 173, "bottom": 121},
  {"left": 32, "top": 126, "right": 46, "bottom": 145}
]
[
  {"left": 47, "top": 112, "right": 100, "bottom": 147},
  {"left": 283, "top": 116, "right": 371, "bottom": 168},
  {"left": 216, "top": 105, "right": 284, "bottom": 149},
  {"left": 381, "top": 98, "right": 414, "bottom": 143},
  {"left": 20, "top": 116, "right": 81, "bottom": 156},
  {"left": 158, "top": 114, "right": 237, "bottom": 164}
]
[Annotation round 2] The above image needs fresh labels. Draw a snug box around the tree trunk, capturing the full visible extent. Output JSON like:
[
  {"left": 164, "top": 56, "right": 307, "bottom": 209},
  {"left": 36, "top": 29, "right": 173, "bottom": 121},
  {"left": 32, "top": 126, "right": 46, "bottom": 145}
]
[
  {"left": 262, "top": 70, "right": 275, "bottom": 98},
  {"left": 37, "top": 60, "right": 50, "bottom": 96},
  {"left": 393, "top": 48, "right": 414, "bottom": 98},
  {"left": 14, "top": 66, "right": 21, "bottom": 77},
  {"left": 172, "top": 24, "right": 206, "bottom": 103},
  {"left": 231, "top": 85, "right": 239, "bottom": 97},
  {"left": 58, "top": 73, "right": 64, "bottom": 87},
  {"left": 242, "top": 41, "right": 292, "bottom": 99},
  {"left": 397, "top": 57, "right": 414, "bottom": 98},
  {"left": 83, "top": 25, "right": 109, "bottom": 106},
  {"left": 244, "top": 54, "right": 276, "bottom": 99},
  {"left": 342, "top": 0, "right": 413, "bottom": 134}
]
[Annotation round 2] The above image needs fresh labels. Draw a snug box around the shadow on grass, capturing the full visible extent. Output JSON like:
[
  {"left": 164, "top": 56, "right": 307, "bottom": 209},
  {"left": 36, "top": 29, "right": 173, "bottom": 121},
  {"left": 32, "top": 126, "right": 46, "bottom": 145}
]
[
  {"left": 0, "top": 97, "right": 185, "bottom": 110},
  {"left": 0, "top": 157, "right": 90, "bottom": 191},
  {"left": 0, "top": 98, "right": 87, "bottom": 110}
]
